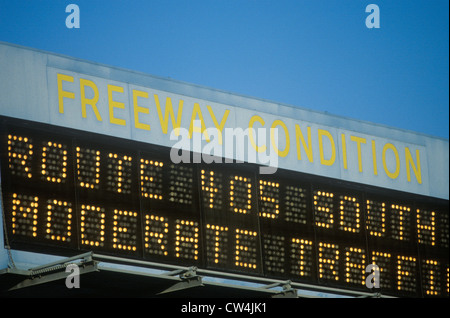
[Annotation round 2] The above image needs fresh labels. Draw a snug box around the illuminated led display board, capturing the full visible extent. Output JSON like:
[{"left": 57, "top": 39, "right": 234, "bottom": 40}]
[
  {"left": 1, "top": 116, "right": 448, "bottom": 297},
  {"left": 1, "top": 42, "right": 449, "bottom": 202}
]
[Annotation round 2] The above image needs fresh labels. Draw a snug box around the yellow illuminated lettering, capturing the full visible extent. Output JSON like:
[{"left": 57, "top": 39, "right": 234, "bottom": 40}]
[
  {"left": 207, "top": 105, "right": 230, "bottom": 145},
  {"left": 370, "top": 251, "right": 391, "bottom": 288},
  {"left": 132, "top": 89, "right": 150, "bottom": 130},
  {"left": 140, "top": 158, "right": 163, "bottom": 200},
  {"left": 206, "top": 224, "right": 228, "bottom": 265},
  {"left": 416, "top": 209, "right": 435, "bottom": 246},
  {"left": 341, "top": 133, "right": 348, "bottom": 169},
  {"left": 7, "top": 134, "right": 33, "bottom": 179},
  {"left": 318, "top": 242, "right": 339, "bottom": 281},
  {"left": 366, "top": 200, "right": 386, "bottom": 237},
  {"left": 339, "top": 195, "right": 361, "bottom": 233},
  {"left": 112, "top": 209, "right": 138, "bottom": 251},
  {"left": 314, "top": 190, "right": 334, "bottom": 228},
  {"left": 318, "top": 129, "right": 336, "bottom": 166},
  {"left": 391, "top": 204, "right": 411, "bottom": 241},
  {"left": 201, "top": 169, "right": 219, "bottom": 209},
  {"left": 46, "top": 200, "right": 72, "bottom": 242},
  {"left": 248, "top": 115, "right": 266, "bottom": 153},
  {"left": 423, "top": 260, "right": 440, "bottom": 296},
  {"left": 144, "top": 214, "right": 168, "bottom": 256},
  {"left": 107, "top": 85, "right": 126, "bottom": 126},
  {"left": 295, "top": 124, "right": 313, "bottom": 162},
  {"left": 259, "top": 180, "right": 279, "bottom": 218},
  {"left": 175, "top": 219, "right": 199, "bottom": 260},
  {"left": 10, "top": 193, "right": 39, "bottom": 237},
  {"left": 344, "top": 247, "right": 366, "bottom": 285},
  {"left": 230, "top": 176, "right": 252, "bottom": 214},
  {"left": 291, "top": 238, "right": 313, "bottom": 277},
  {"left": 405, "top": 147, "right": 422, "bottom": 184},
  {"left": 371, "top": 140, "right": 378, "bottom": 176},
  {"left": 76, "top": 147, "right": 100, "bottom": 189},
  {"left": 80, "top": 78, "right": 102, "bottom": 121},
  {"left": 270, "top": 119, "right": 290, "bottom": 157},
  {"left": 41, "top": 142, "right": 68, "bottom": 183},
  {"left": 80, "top": 204, "right": 105, "bottom": 247},
  {"left": 107, "top": 153, "right": 132, "bottom": 194},
  {"left": 350, "top": 135, "right": 366, "bottom": 172},
  {"left": 57, "top": 73, "right": 75, "bottom": 114},
  {"left": 397, "top": 255, "right": 416, "bottom": 292},
  {"left": 447, "top": 266, "right": 449, "bottom": 294},
  {"left": 235, "top": 229, "right": 258, "bottom": 270},
  {"left": 154, "top": 95, "right": 184, "bottom": 135},
  {"left": 382, "top": 143, "right": 400, "bottom": 179},
  {"left": 189, "top": 103, "right": 209, "bottom": 141}
]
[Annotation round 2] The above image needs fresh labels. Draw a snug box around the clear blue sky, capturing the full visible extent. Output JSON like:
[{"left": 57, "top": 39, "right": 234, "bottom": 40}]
[{"left": 0, "top": 0, "right": 448, "bottom": 139}]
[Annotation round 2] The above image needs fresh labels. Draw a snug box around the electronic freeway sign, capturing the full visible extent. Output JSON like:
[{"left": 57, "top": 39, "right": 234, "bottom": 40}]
[{"left": 1, "top": 116, "right": 448, "bottom": 297}]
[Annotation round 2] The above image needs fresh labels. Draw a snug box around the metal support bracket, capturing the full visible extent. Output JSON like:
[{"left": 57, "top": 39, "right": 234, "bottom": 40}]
[
  {"left": 7, "top": 252, "right": 98, "bottom": 291},
  {"left": 358, "top": 292, "right": 382, "bottom": 298},
  {"left": 263, "top": 280, "right": 298, "bottom": 298},
  {"left": 157, "top": 266, "right": 204, "bottom": 295}
]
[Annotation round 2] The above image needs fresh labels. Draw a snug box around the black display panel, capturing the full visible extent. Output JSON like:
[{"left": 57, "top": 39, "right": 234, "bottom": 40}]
[{"left": 0, "top": 116, "right": 448, "bottom": 297}]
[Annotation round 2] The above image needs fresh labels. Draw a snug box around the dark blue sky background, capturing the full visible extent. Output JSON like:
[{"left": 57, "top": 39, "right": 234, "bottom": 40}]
[{"left": 1, "top": 0, "right": 448, "bottom": 139}]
